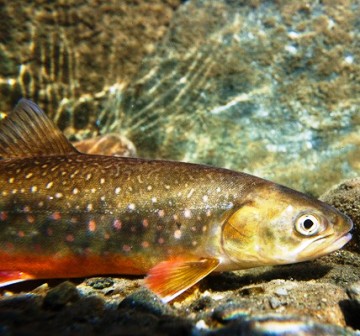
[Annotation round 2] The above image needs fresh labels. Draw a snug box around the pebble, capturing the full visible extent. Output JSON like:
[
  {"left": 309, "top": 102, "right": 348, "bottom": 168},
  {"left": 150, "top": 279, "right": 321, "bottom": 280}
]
[
  {"left": 347, "top": 281, "right": 360, "bottom": 301},
  {"left": 43, "top": 281, "right": 80, "bottom": 310},
  {"left": 269, "top": 297, "right": 282, "bottom": 309},
  {"left": 118, "top": 288, "right": 170, "bottom": 317}
]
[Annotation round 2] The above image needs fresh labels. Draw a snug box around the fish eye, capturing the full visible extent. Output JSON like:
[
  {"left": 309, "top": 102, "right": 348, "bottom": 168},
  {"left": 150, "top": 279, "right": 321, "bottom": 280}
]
[{"left": 295, "top": 214, "right": 321, "bottom": 236}]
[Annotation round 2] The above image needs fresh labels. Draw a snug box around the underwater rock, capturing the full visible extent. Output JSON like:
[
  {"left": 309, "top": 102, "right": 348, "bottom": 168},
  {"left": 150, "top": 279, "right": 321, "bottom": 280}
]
[
  {"left": 118, "top": 288, "right": 171, "bottom": 317},
  {"left": 73, "top": 133, "right": 137, "bottom": 157},
  {"left": 205, "top": 314, "right": 358, "bottom": 336},
  {"left": 0, "top": 0, "right": 182, "bottom": 128},
  {"left": 321, "top": 178, "right": 360, "bottom": 253},
  {"left": 43, "top": 281, "right": 80, "bottom": 310},
  {"left": 118, "top": 0, "right": 360, "bottom": 195}
]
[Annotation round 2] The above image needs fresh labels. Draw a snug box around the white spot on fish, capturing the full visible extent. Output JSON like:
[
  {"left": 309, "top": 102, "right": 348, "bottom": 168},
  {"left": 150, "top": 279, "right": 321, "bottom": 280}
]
[
  {"left": 184, "top": 209, "right": 192, "bottom": 218},
  {"left": 115, "top": 187, "right": 121, "bottom": 194},
  {"left": 216, "top": 187, "right": 221, "bottom": 193},
  {"left": 147, "top": 185, "right": 152, "bottom": 191},
  {"left": 72, "top": 188, "right": 79, "bottom": 194},
  {"left": 55, "top": 192, "right": 63, "bottom": 199},
  {"left": 100, "top": 178, "right": 105, "bottom": 184},
  {"left": 100, "top": 196, "right": 106, "bottom": 201},
  {"left": 85, "top": 173, "right": 92, "bottom": 181},
  {"left": 91, "top": 188, "right": 96, "bottom": 193},
  {"left": 23, "top": 206, "right": 31, "bottom": 213},
  {"left": 113, "top": 219, "right": 122, "bottom": 230},
  {"left": 8, "top": 178, "right": 14, "bottom": 183},
  {"left": 46, "top": 182, "right": 53, "bottom": 189},
  {"left": 165, "top": 185, "right": 170, "bottom": 190},
  {"left": 187, "top": 188, "right": 195, "bottom": 199},
  {"left": 226, "top": 202, "right": 234, "bottom": 209},
  {"left": 25, "top": 173, "right": 33, "bottom": 179},
  {"left": 87, "top": 203, "right": 93, "bottom": 211},
  {"left": 174, "top": 229, "right": 182, "bottom": 239},
  {"left": 128, "top": 203, "right": 136, "bottom": 211},
  {"left": 152, "top": 197, "right": 157, "bottom": 203},
  {"left": 158, "top": 209, "right": 165, "bottom": 217},
  {"left": 202, "top": 195, "right": 208, "bottom": 202}
]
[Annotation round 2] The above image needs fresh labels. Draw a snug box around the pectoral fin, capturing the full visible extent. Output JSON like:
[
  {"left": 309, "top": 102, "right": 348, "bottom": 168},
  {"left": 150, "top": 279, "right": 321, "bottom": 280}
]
[
  {"left": 0, "top": 271, "right": 34, "bottom": 287},
  {"left": 144, "top": 257, "right": 219, "bottom": 303}
]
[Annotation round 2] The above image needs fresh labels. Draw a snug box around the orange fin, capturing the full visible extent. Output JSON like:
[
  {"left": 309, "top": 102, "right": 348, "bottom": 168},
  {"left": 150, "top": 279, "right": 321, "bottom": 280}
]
[
  {"left": 144, "top": 258, "right": 219, "bottom": 303},
  {"left": 0, "top": 99, "right": 79, "bottom": 159},
  {"left": 0, "top": 271, "right": 34, "bottom": 287}
]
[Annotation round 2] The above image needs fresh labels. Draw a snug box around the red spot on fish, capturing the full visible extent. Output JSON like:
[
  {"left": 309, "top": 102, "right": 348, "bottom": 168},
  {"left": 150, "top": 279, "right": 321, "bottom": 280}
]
[
  {"left": 104, "top": 232, "right": 110, "bottom": 240},
  {"left": 51, "top": 212, "right": 62, "bottom": 220},
  {"left": 66, "top": 234, "right": 75, "bottom": 242},
  {"left": 158, "top": 237, "right": 165, "bottom": 244},
  {"left": 0, "top": 211, "right": 8, "bottom": 221},
  {"left": 142, "top": 219, "right": 149, "bottom": 228},
  {"left": 18, "top": 231, "right": 25, "bottom": 238},
  {"left": 26, "top": 215, "right": 35, "bottom": 224},
  {"left": 141, "top": 241, "right": 150, "bottom": 248},
  {"left": 122, "top": 244, "right": 131, "bottom": 252},
  {"left": 113, "top": 219, "right": 122, "bottom": 230},
  {"left": 88, "top": 220, "right": 96, "bottom": 232}
]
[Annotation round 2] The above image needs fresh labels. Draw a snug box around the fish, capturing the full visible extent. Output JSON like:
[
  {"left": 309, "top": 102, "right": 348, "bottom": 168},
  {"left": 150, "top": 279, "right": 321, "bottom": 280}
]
[{"left": 0, "top": 99, "right": 353, "bottom": 303}]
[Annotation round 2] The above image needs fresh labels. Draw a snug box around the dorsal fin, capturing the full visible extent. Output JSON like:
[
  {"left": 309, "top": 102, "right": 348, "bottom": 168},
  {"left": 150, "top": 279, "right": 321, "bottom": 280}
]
[{"left": 0, "top": 99, "right": 78, "bottom": 159}]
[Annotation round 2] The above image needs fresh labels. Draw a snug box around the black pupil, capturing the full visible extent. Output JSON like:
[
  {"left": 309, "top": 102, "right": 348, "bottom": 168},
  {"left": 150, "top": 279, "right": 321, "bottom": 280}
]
[{"left": 303, "top": 218, "right": 314, "bottom": 230}]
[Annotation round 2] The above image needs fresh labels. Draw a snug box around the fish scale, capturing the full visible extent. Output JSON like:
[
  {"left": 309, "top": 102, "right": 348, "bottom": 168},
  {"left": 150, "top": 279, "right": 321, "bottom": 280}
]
[{"left": 0, "top": 99, "right": 353, "bottom": 302}]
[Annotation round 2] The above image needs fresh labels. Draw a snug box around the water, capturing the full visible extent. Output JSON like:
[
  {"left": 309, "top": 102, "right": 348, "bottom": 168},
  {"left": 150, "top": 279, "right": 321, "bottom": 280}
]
[{"left": 0, "top": 0, "right": 359, "bottom": 197}]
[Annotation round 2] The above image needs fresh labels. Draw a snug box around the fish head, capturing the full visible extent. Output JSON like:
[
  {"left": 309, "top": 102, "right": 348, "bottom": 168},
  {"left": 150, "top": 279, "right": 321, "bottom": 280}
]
[{"left": 221, "top": 183, "right": 353, "bottom": 268}]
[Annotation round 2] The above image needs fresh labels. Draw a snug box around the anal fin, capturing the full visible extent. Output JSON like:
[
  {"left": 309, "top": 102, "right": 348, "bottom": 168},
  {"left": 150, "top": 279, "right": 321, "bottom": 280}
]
[
  {"left": 0, "top": 271, "right": 34, "bottom": 287},
  {"left": 144, "top": 258, "right": 219, "bottom": 303}
]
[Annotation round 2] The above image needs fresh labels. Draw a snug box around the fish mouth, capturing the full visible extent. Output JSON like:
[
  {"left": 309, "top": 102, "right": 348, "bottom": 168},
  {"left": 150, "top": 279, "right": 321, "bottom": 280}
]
[{"left": 316, "top": 232, "right": 352, "bottom": 256}]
